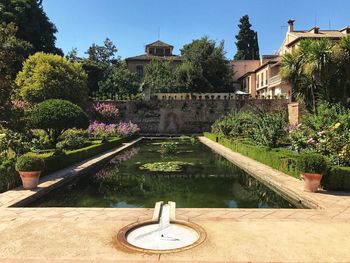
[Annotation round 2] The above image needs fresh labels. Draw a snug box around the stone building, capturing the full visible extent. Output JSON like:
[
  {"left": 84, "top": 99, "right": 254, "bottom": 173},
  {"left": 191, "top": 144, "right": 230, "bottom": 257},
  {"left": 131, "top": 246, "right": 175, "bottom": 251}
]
[
  {"left": 238, "top": 20, "right": 350, "bottom": 99},
  {"left": 125, "top": 40, "right": 182, "bottom": 77}
]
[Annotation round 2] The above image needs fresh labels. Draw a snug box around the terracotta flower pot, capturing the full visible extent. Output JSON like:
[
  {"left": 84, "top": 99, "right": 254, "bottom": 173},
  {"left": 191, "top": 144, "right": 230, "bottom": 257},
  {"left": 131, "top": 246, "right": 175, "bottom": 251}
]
[
  {"left": 19, "top": 171, "right": 41, "bottom": 190},
  {"left": 300, "top": 172, "right": 322, "bottom": 192}
]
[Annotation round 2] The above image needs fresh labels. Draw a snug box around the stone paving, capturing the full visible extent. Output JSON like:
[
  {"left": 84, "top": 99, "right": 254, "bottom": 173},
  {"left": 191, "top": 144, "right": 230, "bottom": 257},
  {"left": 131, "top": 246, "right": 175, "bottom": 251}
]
[{"left": 0, "top": 137, "right": 350, "bottom": 262}]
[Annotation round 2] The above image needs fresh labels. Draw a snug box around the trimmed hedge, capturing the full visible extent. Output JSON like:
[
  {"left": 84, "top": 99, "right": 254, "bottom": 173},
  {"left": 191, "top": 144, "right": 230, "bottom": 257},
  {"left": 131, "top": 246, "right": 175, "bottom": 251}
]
[
  {"left": 34, "top": 135, "right": 137, "bottom": 175},
  {"left": 0, "top": 135, "right": 137, "bottom": 193},
  {"left": 323, "top": 166, "right": 350, "bottom": 191},
  {"left": 204, "top": 132, "right": 300, "bottom": 178},
  {"left": 204, "top": 132, "right": 350, "bottom": 191}
]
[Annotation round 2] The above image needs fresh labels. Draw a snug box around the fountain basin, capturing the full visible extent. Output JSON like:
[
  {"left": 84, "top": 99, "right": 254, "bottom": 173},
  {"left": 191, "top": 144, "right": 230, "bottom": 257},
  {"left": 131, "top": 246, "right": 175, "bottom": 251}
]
[
  {"left": 115, "top": 202, "right": 206, "bottom": 254},
  {"left": 116, "top": 220, "right": 206, "bottom": 253}
]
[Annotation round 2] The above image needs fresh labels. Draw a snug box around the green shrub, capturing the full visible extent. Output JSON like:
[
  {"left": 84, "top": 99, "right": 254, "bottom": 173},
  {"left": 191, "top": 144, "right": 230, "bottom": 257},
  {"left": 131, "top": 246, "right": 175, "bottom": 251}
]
[
  {"left": 211, "top": 108, "right": 288, "bottom": 148},
  {"left": 0, "top": 160, "right": 19, "bottom": 193},
  {"left": 16, "top": 52, "right": 88, "bottom": 107},
  {"left": 32, "top": 135, "right": 136, "bottom": 176},
  {"left": 15, "top": 155, "right": 45, "bottom": 172},
  {"left": 29, "top": 99, "right": 89, "bottom": 144},
  {"left": 322, "top": 166, "right": 350, "bottom": 191},
  {"left": 298, "top": 152, "right": 328, "bottom": 174},
  {"left": 204, "top": 132, "right": 300, "bottom": 178},
  {"left": 56, "top": 129, "right": 88, "bottom": 151}
]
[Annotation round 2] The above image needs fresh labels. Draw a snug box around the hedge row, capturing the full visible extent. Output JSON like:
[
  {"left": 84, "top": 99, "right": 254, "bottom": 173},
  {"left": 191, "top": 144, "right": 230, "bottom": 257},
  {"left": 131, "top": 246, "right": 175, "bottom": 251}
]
[
  {"left": 0, "top": 135, "right": 137, "bottom": 193},
  {"left": 204, "top": 132, "right": 350, "bottom": 191},
  {"left": 33, "top": 135, "right": 137, "bottom": 175},
  {"left": 204, "top": 132, "right": 300, "bottom": 178}
]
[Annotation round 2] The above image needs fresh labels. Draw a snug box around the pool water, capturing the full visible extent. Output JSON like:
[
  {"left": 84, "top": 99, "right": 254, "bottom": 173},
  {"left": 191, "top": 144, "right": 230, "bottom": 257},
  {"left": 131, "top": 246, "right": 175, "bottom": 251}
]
[{"left": 29, "top": 139, "right": 296, "bottom": 208}]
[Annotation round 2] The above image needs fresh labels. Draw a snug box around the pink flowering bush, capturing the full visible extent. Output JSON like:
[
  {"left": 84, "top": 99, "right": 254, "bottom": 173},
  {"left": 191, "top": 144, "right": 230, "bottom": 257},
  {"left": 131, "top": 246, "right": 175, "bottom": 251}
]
[
  {"left": 88, "top": 121, "right": 117, "bottom": 139},
  {"left": 91, "top": 103, "right": 119, "bottom": 124},
  {"left": 116, "top": 122, "right": 140, "bottom": 137},
  {"left": 288, "top": 103, "right": 350, "bottom": 166}
]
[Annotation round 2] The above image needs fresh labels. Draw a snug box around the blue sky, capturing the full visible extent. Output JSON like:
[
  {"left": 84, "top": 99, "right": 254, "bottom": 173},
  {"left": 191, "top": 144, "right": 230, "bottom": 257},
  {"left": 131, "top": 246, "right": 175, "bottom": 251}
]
[{"left": 42, "top": 0, "right": 350, "bottom": 59}]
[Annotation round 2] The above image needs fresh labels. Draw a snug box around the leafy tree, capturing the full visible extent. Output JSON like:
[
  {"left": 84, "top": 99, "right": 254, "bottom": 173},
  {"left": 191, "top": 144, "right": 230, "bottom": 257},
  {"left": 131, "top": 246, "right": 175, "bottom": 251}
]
[
  {"left": 81, "top": 59, "right": 105, "bottom": 94},
  {"left": 15, "top": 52, "right": 89, "bottom": 107},
  {"left": 143, "top": 59, "right": 178, "bottom": 93},
  {"left": 0, "top": 22, "right": 32, "bottom": 127},
  {"left": 234, "top": 15, "right": 260, "bottom": 60},
  {"left": 334, "top": 35, "right": 350, "bottom": 104},
  {"left": 29, "top": 99, "right": 89, "bottom": 144},
  {"left": 65, "top": 47, "right": 79, "bottom": 62},
  {"left": 99, "top": 61, "right": 139, "bottom": 99},
  {"left": 81, "top": 38, "right": 119, "bottom": 94},
  {"left": 0, "top": 0, "right": 61, "bottom": 54},
  {"left": 86, "top": 38, "right": 118, "bottom": 64},
  {"left": 181, "top": 37, "right": 234, "bottom": 92},
  {"left": 175, "top": 61, "right": 206, "bottom": 92},
  {"left": 280, "top": 39, "right": 337, "bottom": 111}
]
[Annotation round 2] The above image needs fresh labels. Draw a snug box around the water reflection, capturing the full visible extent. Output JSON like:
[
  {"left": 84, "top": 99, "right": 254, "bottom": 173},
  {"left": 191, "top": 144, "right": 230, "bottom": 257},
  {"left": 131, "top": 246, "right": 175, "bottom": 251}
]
[{"left": 29, "top": 140, "right": 296, "bottom": 208}]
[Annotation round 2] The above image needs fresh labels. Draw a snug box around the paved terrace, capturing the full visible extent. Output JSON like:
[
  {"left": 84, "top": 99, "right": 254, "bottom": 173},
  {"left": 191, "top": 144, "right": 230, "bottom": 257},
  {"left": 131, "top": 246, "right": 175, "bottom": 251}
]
[{"left": 0, "top": 137, "right": 349, "bottom": 262}]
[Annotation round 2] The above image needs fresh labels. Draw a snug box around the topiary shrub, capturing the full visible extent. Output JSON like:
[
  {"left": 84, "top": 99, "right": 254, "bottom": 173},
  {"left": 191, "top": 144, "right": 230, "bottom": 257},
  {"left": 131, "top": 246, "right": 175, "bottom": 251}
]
[
  {"left": 56, "top": 129, "right": 88, "bottom": 151},
  {"left": 15, "top": 52, "right": 88, "bottom": 107},
  {"left": 29, "top": 99, "right": 89, "bottom": 144},
  {"left": 298, "top": 152, "right": 328, "bottom": 174},
  {"left": 15, "top": 155, "right": 45, "bottom": 172}
]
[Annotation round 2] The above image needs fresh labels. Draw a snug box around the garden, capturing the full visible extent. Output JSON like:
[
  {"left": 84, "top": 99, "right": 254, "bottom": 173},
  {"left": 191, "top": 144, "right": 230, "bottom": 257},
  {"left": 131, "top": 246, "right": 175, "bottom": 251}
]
[
  {"left": 206, "top": 102, "right": 350, "bottom": 191},
  {"left": 0, "top": 51, "right": 139, "bottom": 193}
]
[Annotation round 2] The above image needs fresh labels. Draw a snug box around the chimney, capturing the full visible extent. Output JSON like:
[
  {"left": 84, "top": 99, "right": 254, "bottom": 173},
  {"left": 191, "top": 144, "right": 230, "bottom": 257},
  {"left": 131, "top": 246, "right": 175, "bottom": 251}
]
[
  {"left": 314, "top": 27, "right": 320, "bottom": 34},
  {"left": 288, "top": 19, "right": 295, "bottom": 32}
]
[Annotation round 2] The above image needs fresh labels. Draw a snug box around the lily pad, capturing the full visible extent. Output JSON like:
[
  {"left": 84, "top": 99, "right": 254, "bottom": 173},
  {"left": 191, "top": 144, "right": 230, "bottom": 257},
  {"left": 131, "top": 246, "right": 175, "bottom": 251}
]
[{"left": 139, "top": 161, "right": 193, "bottom": 172}]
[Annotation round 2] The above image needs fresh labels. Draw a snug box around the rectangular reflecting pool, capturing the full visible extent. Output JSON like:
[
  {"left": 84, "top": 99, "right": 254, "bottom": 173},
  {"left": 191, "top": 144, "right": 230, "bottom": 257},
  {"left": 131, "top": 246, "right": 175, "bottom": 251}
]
[{"left": 29, "top": 138, "right": 297, "bottom": 208}]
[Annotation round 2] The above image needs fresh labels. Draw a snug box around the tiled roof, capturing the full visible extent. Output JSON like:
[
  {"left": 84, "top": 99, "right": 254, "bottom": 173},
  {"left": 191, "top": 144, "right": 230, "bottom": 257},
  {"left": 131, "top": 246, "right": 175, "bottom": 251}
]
[
  {"left": 291, "top": 30, "right": 346, "bottom": 38},
  {"left": 287, "top": 29, "right": 349, "bottom": 47},
  {"left": 125, "top": 54, "right": 182, "bottom": 61},
  {"left": 146, "top": 40, "right": 173, "bottom": 48}
]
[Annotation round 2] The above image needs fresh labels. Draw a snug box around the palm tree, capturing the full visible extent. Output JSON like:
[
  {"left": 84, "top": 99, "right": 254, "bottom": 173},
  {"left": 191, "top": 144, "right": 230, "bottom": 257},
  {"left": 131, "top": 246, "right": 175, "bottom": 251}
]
[
  {"left": 335, "top": 35, "right": 350, "bottom": 104},
  {"left": 280, "top": 39, "right": 334, "bottom": 112},
  {"left": 280, "top": 43, "right": 317, "bottom": 112}
]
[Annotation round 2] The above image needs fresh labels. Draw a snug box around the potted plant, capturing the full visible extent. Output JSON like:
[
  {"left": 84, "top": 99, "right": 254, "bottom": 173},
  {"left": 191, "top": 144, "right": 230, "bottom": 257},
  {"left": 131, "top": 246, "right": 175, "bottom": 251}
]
[
  {"left": 15, "top": 155, "right": 45, "bottom": 190},
  {"left": 298, "top": 152, "right": 327, "bottom": 192}
]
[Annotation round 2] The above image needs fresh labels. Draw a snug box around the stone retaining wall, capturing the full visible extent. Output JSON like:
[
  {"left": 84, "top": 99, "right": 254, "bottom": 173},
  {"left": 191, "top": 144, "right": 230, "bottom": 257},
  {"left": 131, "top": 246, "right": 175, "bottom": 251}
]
[{"left": 96, "top": 99, "right": 289, "bottom": 134}]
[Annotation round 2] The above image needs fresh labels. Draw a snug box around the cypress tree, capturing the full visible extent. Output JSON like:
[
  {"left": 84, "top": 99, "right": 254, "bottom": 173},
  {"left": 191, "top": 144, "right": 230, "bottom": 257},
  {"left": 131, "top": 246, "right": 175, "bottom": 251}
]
[
  {"left": 253, "top": 31, "right": 260, "bottom": 59},
  {"left": 234, "top": 15, "right": 260, "bottom": 60}
]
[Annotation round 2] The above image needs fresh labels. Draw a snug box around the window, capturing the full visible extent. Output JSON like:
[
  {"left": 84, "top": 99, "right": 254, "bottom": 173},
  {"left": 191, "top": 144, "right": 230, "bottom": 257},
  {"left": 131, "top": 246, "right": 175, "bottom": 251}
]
[
  {"left": 136, "top": 65, "right": 144, "bottom": 77},
  {"left": 156, "top": 48, "right": 164, "bottom": 56},
  {"left": 265, "top": 71, "right": 268, "bottom": 85},
  {"left": 165, "top": 48, "right": 171, "bottom": 56},
  {"left": 149, "top": 48, "right": 155, "bottom": 55},
  {"left": 261, "top": 72, "right": 264, "bottom": 87}
]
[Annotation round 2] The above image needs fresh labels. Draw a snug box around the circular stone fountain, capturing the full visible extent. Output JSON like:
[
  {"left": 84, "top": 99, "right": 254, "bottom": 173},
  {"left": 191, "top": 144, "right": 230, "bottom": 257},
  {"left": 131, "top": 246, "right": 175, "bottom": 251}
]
[{"left": 116, "top": 201, "right": 206, "bottom": 253}]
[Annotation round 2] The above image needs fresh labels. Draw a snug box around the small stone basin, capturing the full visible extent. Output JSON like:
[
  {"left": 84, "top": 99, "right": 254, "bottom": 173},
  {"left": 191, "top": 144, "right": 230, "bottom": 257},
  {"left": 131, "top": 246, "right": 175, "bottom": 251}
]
[{"left": 115, "top": 201, "right": 206, "bottom": 253}]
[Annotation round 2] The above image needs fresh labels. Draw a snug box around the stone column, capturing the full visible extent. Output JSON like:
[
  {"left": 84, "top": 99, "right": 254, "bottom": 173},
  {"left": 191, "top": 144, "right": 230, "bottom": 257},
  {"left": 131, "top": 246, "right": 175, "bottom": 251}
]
[{"left": 288, "top": 102, "right": 301, "bottom": 125}]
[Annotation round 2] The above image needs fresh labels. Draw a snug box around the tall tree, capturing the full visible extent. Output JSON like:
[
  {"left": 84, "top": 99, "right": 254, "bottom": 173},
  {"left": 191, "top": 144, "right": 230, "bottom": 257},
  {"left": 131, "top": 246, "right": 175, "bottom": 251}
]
[
  {"left": 83, "top": 38, "right": 119, "bottom": 93},
  {"left": 234, "top": 15, "right": 260, "bottom": 60},
  {"left": 280, "top": 39, "right": 337, "bottom": 112},
  {"left": 181, "top": 37, "right": 234, "bottom": 92},
  {"left": 86, "top": 38, "right": 118, "bottom": 64},
  {"left": 0, "top": 0, "right": 61, "bottom": 54},
  {"left": 143, "top": 59, "right": 178, "bottom": 93},
  {"left": 98, "top": 61, "right": 139, "bottom": 99},
  {"left": 0, "top": 22, "right": 32, "bottom": 127}
]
